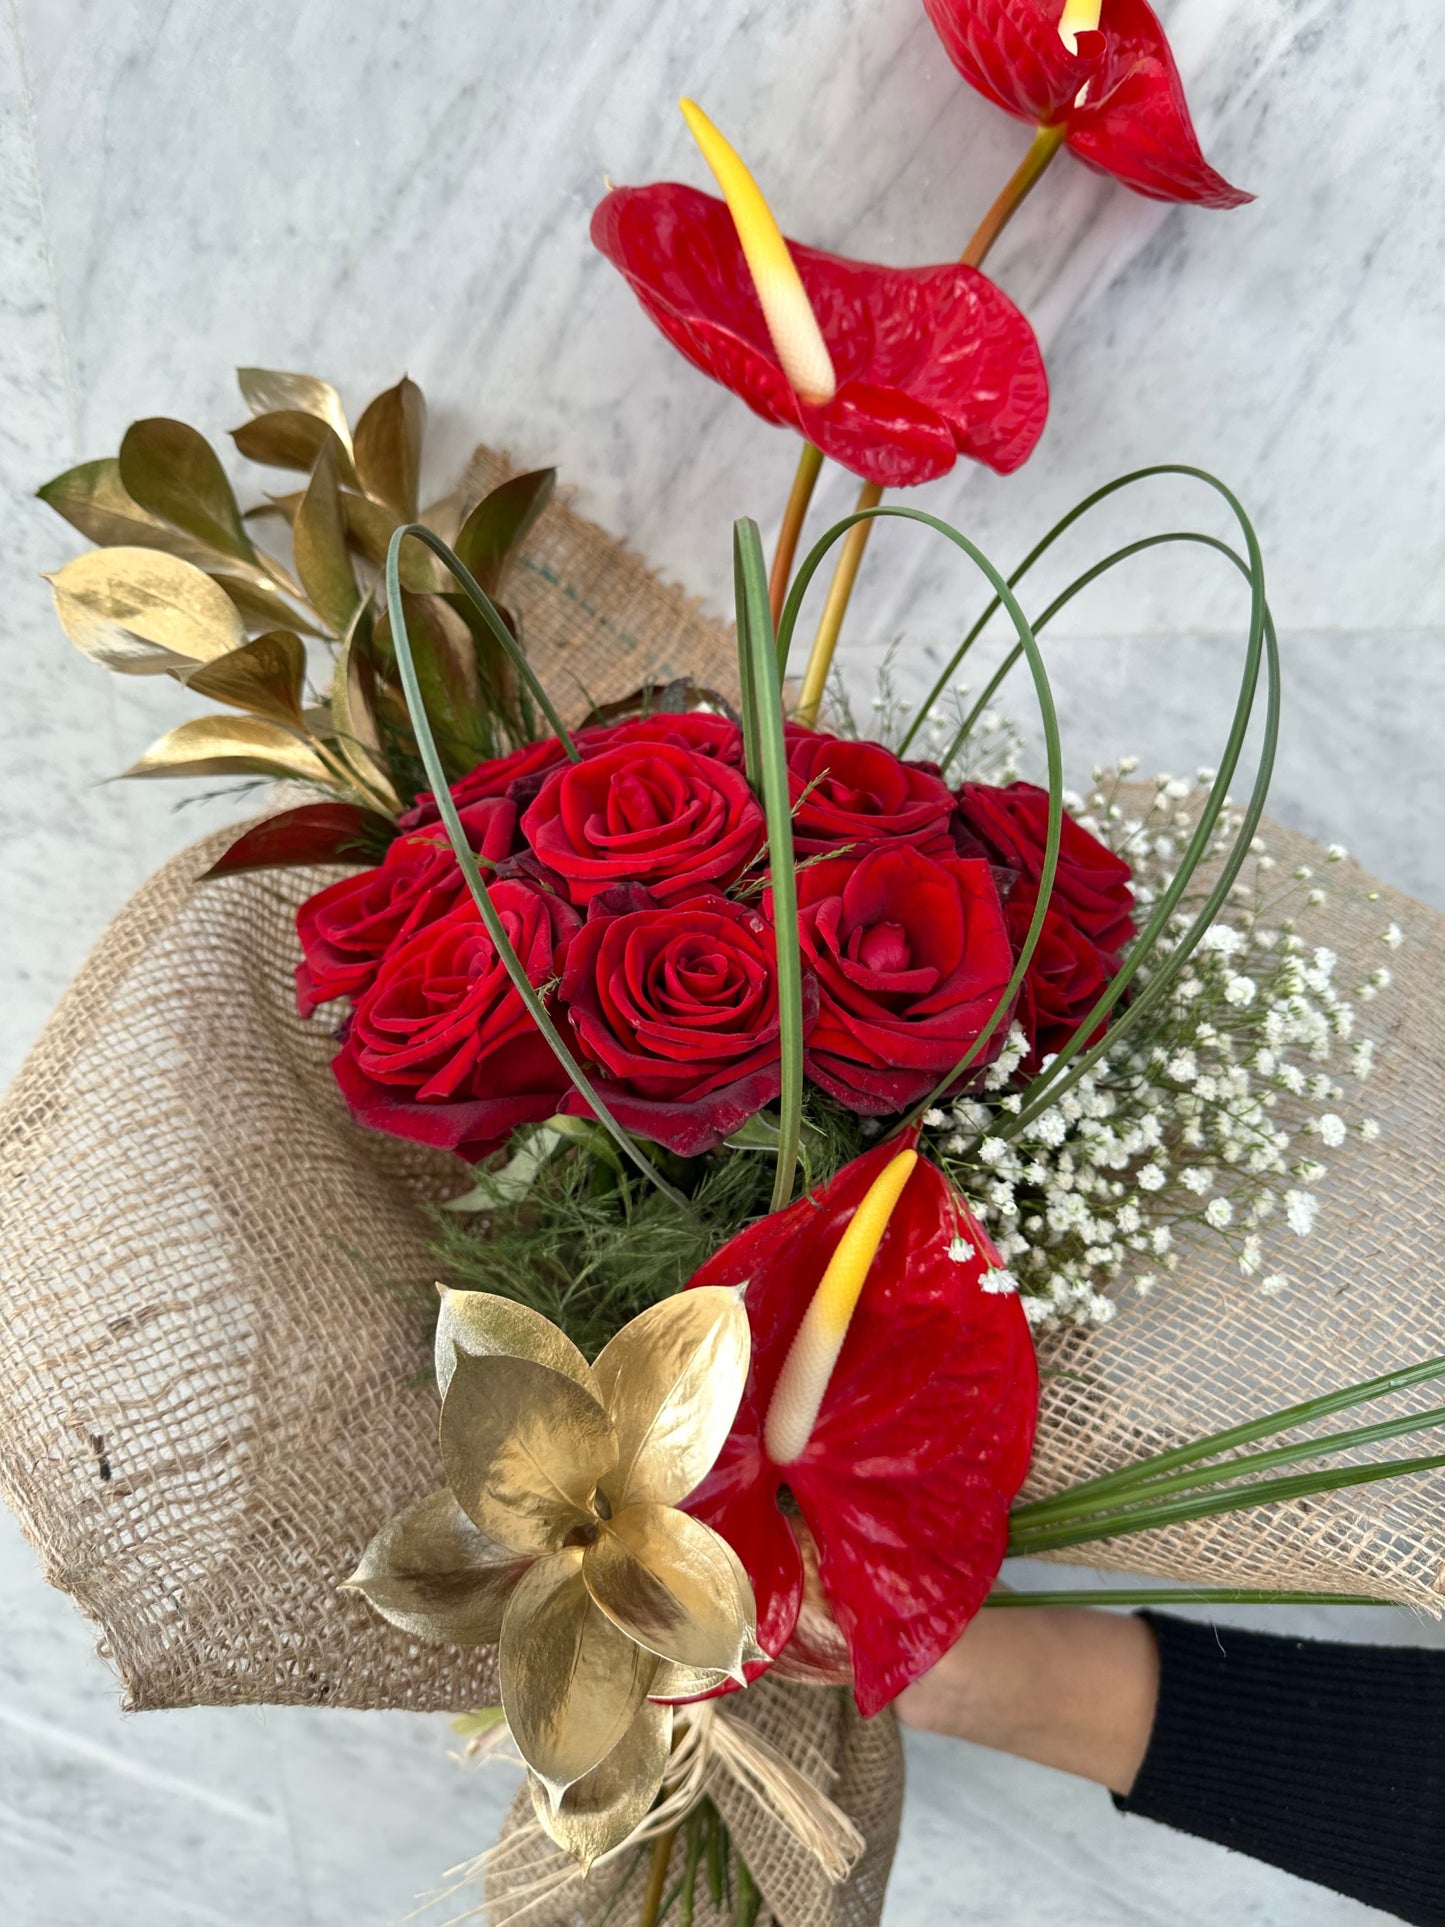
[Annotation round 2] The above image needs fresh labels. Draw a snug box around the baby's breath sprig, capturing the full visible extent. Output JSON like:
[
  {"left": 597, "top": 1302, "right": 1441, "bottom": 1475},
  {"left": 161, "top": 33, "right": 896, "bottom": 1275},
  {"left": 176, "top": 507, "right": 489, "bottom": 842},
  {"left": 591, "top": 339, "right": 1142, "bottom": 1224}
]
[{"left": 920, "top": 770, "right": 1395, "bottom": 1330}]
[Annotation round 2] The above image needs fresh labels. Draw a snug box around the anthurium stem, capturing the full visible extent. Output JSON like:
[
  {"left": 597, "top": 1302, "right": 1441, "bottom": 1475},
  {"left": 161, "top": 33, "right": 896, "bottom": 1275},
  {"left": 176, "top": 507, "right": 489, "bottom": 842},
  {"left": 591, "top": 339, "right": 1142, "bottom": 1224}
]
[
  {"left": 961, "top": 122, "right": 1067, "bottom": 271},
  {"left": 638, "top": 1827, "right": 678, "bottom": 1927},
  {"left": 794, "top": 481, "right": 883, "bottom": 725},
  {"left": 769, "top": 441, "right": 824, "bottom": 627},
  {"left": 792, "top": 123, "right": 1065, "bottom": 724}
]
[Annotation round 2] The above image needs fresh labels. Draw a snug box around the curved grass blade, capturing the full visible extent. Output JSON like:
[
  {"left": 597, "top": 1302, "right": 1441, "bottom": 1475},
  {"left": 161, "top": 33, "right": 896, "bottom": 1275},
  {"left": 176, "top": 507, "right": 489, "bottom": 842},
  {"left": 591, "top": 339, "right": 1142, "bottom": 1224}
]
[
  {"left": 384, "top": 527, "right": 685, "bottom": 1207},
  {"left": 776, "top": 503, "right": 1065, "bottom": 1130},
  {"left": 734, "top": 518, "right": 803, "bottom": 1211},
  {"left": 386, "top": 522, "right": 579, "bottom": 760}
]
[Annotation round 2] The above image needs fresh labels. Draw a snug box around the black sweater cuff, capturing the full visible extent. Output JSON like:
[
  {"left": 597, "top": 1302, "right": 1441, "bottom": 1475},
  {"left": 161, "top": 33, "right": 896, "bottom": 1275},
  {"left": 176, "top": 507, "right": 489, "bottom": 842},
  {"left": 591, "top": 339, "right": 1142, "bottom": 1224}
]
[{"left": 1113, "top": 1612, "right": 1445, "bottom": 1925}]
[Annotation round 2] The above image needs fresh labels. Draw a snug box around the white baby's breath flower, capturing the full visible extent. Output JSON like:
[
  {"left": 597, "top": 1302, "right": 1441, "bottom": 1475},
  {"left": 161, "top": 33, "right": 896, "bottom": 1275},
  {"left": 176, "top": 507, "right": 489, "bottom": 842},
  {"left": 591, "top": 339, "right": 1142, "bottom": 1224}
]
[
  {"left": 1204, "top": 1197, "right": 1233, "bottom": 1229},
  {"left": 1359, "top": 1118, "right": 1381, "bottom": 1142},
  {"left": 947, "top": 1236, "right": 975, "bottom": 1264},
  {"left": 1383, "top": 923, "right": 1404, "bottom": 950},
  {"left": 1317, "top": 1112, "right": 1347, "bottom": 1148},
  {"left": 1224, "top": 975, "right": 1257, "bottom": 1008},
  {"left": 979, "top": 1267, "right": 1019, "bottom": 1295},
  {"left": 1285, "top": 1189, "right": 1318, "bottom": 1237}
]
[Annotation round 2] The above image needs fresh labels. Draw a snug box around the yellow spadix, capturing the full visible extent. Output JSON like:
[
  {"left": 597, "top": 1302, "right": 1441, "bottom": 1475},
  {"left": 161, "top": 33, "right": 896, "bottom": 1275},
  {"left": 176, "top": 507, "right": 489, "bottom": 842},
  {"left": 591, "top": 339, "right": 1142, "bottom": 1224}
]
[
  {"left": 764, "top": 1149, "right": 918, "bottom": 1466},
  {"left": 679, "top": 98, "right": 837, "bottom": 408},
  {"left": 1058, "top": 0, "right": 1103, "bottom": 53}
]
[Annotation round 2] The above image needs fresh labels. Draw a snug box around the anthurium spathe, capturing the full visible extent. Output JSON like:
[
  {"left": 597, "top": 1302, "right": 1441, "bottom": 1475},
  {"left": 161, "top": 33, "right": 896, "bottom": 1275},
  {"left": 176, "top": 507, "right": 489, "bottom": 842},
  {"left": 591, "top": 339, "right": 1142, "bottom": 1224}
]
[
  {"left": 592, "top": 147, "right": 1047, "bottom": 486},
  {"left": 684, "top": 1135, "right": 1038, "bottom": 1717},
  {"left": 923, "top": 0, "right": 1252, "bottom": 210}
]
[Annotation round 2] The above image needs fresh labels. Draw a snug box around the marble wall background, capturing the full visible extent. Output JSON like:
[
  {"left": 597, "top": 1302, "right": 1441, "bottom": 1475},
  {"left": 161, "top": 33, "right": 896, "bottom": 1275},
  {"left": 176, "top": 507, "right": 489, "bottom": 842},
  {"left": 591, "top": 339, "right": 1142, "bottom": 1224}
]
[{"left": 2, "top": 2, "right": 1443, "bottom": 1922}]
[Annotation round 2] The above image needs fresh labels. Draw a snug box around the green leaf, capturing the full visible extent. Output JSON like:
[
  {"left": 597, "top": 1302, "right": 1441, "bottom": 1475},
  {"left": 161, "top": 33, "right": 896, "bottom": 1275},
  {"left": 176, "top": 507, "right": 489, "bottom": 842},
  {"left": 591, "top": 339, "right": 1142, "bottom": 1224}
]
[
  {"left": 733, "top": 517, "right": 802, "bottom": 1213},
  {"left": 353, "top": 376, "right": 425, "bottom": 521},
  {"left": 292, "top": 441, "right": 360, "bottom": 634},
  {"left": 118, "top": 418, "right": 258, "bottom": 567},
  {"left": 453, "top": 467, "right": 555, "bottom": 597},
  {"left": 37, "top": 457, "right": 215, "bottom": 561}
]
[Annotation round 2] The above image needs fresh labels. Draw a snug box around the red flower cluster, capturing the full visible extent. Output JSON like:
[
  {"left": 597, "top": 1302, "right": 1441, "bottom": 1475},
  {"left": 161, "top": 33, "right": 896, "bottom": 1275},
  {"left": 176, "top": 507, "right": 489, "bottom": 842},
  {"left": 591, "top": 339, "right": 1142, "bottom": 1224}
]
[{"left": 297, "top": 718, "right": 1134, "bottom": 1159}]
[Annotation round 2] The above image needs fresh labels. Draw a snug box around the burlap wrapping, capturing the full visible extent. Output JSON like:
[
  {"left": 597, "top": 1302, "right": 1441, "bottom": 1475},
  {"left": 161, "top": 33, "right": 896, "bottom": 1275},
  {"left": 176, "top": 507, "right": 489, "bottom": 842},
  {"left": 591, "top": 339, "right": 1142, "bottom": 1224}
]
[{"left": 1, "top": 444, "right": 1442, "bottom": 1922}]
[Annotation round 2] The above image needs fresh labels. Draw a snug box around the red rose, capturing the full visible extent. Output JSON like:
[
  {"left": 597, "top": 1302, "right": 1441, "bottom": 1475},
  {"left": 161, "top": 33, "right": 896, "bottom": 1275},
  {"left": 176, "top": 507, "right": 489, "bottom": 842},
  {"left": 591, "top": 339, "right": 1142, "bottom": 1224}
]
[
  {"left": 785, "top": 725, "right": 956, "bottom": 858},
  {"left": 579, "top": 710, "right": 744, "bottom": 766},
  {"left": 557, "top": 890, "right": 813, "bottom": 1156},
  {"left": 398, "top": 736, "right": 569, "bottom": 833},
  {"left": 1006, "top": 882, "right": 1118, "bottom": 1076},
  {"left": 955, "top": 781, "right": 1136, "bottom": 953},
  {"left": 521, "top": 741, "right": 765, "bottom": 907},
  {"left": 293, "top": 807, "right": 516, "bottom": 1019},
  {"left": 330, "top": 880, "right": 581, "bottom": 1160},
  {"left": 780, "top": 844, "right": 1015, "bottom": 1114}
]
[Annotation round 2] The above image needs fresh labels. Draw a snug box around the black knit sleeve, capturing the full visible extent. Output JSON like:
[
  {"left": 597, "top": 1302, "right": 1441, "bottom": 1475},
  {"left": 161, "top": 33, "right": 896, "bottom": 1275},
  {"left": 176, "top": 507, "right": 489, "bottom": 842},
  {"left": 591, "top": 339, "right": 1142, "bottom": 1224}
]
[{"left": 1113, "top": 1613, "right": 1445, "bottom": 1925}]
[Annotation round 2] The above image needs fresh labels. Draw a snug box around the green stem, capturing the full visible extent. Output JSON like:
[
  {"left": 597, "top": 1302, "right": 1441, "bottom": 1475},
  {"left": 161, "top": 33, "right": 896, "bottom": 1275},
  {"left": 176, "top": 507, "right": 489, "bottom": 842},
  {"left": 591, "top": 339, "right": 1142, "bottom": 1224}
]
[
  {"left": 638, "top": 1828, "right": 678, "bottom": 1927},
  {"left": 961, "top": 123, "right": 1068, "bottom": 271}
]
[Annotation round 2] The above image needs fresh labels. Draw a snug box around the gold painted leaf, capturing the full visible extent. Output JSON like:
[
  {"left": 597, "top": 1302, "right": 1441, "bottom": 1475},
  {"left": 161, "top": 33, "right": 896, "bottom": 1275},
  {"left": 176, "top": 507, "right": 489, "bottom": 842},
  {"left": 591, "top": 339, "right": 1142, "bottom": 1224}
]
[
  {"left": 38, "top": 457, "right": 216, "bottom": 561},
  {"left": 118, "top": 418, "right": 257, "bottom": 567},
  {"left": 583, "top": 1503, "right": 759, "bottom": 1676},
  {"left": 372, "top": 590, "right": 484, "bottom": 777},
  {"left": 292, "top": 441, "right": 359, "bottom": 634},
  {"left": 236, "top": 367, "right": 353, "bottom": 454},
  {"left": 341, "top": 489, "right": 445, "bottom": 590},
  {"left": 453, "top": 467, "right": 555, "bottom": 597},
  {"left": 440, "top": 1350, "right": 616, "bottom": 1557},
  {"left": 183, "top": 630, "right": 306, "bottom": 723},
  {"left": 330, "top": 619, "right": 400, "bottom": 809},
  {"left": 593, "top": 1288, "right": 750, "bottom": 1512},
  {"left": 434, "top": 1288, "right": 599, "bottom": 1404},
  {"left": 123, "top": 714, "right": 331, "bottom": 784},
  {"left": 47, "top": 547, "right": 246, "bottom": 673},
  {"left": 230, "top": 410, "right": 359, "bottom": 487},
  {"left": 528, "top": 1700, "right": 672, "bottom": 1869},
  {"left": 211, "top": 572, "right": 321, "bottom": 636},
  {"left": 353, "top": 376, "right": 425, "bottom": 521},
  {"left": 499, "top": 1548, "right": 658, "bottom": 1804},
  {"left": 341, "top": 1487, "right": 530, "bottom": 1646},
  {"left": 649, "top": 1660, "right": 731, "bottom": 1701}
]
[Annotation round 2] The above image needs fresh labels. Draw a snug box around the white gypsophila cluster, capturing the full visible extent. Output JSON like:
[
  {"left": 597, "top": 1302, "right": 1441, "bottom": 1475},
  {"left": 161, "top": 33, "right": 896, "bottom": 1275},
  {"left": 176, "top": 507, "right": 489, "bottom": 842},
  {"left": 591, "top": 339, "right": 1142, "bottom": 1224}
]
[
  {"left": 829, "top": 655, "right": 1023, "bottom": 787},
  {"left": 918, "top": 769, "right": 1398, "bottom": 1330}
]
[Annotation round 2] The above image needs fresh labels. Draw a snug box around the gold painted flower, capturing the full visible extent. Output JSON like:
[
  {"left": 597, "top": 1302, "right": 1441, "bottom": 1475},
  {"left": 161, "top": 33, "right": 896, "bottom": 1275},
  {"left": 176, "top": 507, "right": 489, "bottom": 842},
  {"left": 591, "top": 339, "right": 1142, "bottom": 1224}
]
[{"left": 345, "top": 1285, "right": 763, "bottom": 1866}]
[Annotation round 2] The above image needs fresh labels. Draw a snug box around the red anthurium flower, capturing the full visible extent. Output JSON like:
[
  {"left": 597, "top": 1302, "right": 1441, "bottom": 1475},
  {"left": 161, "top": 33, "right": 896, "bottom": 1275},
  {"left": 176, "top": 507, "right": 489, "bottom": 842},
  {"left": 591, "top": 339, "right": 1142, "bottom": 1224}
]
[
  {"left": 923, "top": 0, "right": 1252, "bottom": 210},
  {"left": 685, "top": 1137, "right": 1037, "bottom": 1715},
  {"left": 592, "top": 183, "right": 1048, "bottom": 486}
]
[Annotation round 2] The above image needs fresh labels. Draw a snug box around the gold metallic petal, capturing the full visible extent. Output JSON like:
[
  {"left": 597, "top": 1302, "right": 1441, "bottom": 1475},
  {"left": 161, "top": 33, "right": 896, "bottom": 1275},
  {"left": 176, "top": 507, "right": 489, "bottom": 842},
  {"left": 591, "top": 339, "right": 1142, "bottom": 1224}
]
[
  {"left": 236, "top": 367, "right": 354, "bottom": 455},
  {"left": 440, "top": 1350, "right": 617, "bottom": 1556},
  {"left": 434, "top": 1288, "right": 600, "bottom": 1403},
  {"left": 341, "top": 1487, "right": 529, "bottom": 1646},
  {"left": 118, "top": 417, "right": 258, "bottom": 568},
  {"left": 583, "top": 1504, "right": 758, "bottom": 1676},
  {"left": 648, "top": 1660, "right": 730, "bottom": 1701},
  {"left": 527, "top": 1700, "right": 672, "bottom": 1870},
  {"left": 47, "top": 547, "right": 246, "bottom": 674},
  {"left": 353, "top": 377, "right": 426, "bottom": 522},
  {"left": 592, "top": 1288, "right": 750, "bottom": 1511},
  {"left": 293, "top": 441, "right": 360, "bottom": 634},
  {"left": 122, "top": 714, "right": 331, "bottom": 784},
  {"left": 499, "top": 1549, "right": 659, "bottom": 1803},
  {"left": 183, "top": 630, "right": 306, "bottom": 723}
]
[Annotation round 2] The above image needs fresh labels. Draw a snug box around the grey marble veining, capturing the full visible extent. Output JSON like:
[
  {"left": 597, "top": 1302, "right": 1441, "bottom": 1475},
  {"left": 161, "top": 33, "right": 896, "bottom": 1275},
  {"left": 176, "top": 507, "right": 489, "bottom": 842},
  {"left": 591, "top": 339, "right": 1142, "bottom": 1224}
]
[{"left": 3, "top": 1, "right": 1444, "bottom": 1922}]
